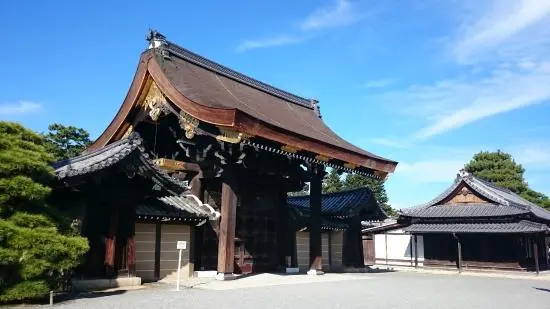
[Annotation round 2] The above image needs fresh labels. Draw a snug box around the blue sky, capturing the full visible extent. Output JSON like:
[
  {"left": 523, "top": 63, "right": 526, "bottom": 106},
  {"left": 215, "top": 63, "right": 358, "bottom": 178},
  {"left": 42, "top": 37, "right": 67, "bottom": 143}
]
[{"left": 2, "top": 0, "right": 550, "bottom": 209}]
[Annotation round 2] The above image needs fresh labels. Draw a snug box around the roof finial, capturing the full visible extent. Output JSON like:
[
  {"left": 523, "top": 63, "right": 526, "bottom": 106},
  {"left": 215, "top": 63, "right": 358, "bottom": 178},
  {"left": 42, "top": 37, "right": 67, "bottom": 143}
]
[
  {"left": 311, "top": 99, "right": 322, "bottom": 118},
  {"left": 458, "top": 169, "right": 469, "bottom": 178},
  {"left": 146, "top": 29, "right": 167, "bottom": 49}
]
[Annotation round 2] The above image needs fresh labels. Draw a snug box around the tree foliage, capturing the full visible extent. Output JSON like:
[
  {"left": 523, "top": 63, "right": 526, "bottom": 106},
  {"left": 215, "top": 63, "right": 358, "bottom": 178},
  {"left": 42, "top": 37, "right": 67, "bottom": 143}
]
[
  {"left": 44, "top": 124, "right": 92, "bottom": 161},
  {"left": 0, "top": 122, "right": 88, "bottom": 302},
  {"left": 322, "top": 169, "right": 343, "bottom": 193},
  {"left": 343, "top": 173, "right": 395, "bottom": 216},
  {"left": 464, "top": 150, "right": 550, "bottom": 209},
  {"left": 320, "top": 168, "right": 395, "bottom": 216}
]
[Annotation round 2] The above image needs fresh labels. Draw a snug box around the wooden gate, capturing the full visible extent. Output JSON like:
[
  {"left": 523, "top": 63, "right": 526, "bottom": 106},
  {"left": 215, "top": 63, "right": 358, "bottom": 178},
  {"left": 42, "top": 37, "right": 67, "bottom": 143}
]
[{"left": 363, "top": 235, "right": 375, "bottom": 266}]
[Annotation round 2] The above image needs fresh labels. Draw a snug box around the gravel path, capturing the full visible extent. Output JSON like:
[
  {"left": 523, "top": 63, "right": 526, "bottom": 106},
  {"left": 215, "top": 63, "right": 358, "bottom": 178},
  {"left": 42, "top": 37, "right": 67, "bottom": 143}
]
[{"left": 44, "top": 272, "right": 550, "bottom": 309}]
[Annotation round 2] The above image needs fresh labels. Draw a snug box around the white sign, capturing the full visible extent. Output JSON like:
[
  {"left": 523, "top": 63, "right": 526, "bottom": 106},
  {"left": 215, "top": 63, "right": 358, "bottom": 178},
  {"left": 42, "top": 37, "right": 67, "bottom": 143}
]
[{"left": 177, "top": 241, "right": 187, "bottom": 250}]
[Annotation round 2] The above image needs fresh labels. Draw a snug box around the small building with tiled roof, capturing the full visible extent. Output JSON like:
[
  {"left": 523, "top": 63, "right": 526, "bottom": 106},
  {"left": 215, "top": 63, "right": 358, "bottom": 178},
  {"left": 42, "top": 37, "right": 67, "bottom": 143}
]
[
  {"left": 287, "top": 188, "right": 387, "bottom": 271},
  {"left": 399, "top": 170, "right": 550, "bottom": 272}
]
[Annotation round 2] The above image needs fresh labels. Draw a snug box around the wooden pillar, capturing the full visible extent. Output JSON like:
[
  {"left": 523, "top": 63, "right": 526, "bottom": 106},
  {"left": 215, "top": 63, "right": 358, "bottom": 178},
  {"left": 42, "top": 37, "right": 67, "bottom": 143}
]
[
  {"left": 308, "top": 165, "right": 323, "bottom": 275},
  {"left": 454, "top": 233, "right": 462, "bottom": 273},
  {"left": 127, "top": 204, "right": 136, "bottom": 277},
  {"left": 154, "top": 223, "right": 161, "bottom": 281},
  {"left": 409, "top": 236, "right": 414, "bottom": 266},
  {"left": 534, "top": 235, "right": 540, "bottom": 275},
  {"left": 414, "top": 235, "right": 419, "bottom": 268},
  {"left": 105, "top": 210, "right": 118, "bottom": 278},
  {"left": 216, "top": 166, "right": 238, "bottom": 279}
]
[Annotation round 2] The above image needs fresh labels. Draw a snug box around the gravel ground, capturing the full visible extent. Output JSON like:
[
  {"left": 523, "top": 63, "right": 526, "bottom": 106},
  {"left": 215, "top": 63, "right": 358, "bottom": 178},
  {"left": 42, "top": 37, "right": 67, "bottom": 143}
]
[{"left": 41, "top": 272, "right": 550, "bottom": 309}]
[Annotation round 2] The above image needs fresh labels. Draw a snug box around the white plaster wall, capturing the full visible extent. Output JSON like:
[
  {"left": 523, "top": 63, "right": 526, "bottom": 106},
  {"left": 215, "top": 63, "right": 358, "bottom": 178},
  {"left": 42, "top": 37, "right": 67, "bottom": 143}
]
[{"left": 374, "top": 230, "right": 424, "bottom": 267}]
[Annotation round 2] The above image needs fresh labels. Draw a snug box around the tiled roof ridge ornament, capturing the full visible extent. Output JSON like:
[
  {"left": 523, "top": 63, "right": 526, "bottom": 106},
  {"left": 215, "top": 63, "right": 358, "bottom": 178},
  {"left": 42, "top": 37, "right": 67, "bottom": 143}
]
[
  {"left": 458, "top": 169, "right": 469, "bottom": 178},
  {"left": 146, "top": 29, "right": 167, "bottom": 49},
  {"left": 311, "top": 99, "right": 322, "bottom": 118}
]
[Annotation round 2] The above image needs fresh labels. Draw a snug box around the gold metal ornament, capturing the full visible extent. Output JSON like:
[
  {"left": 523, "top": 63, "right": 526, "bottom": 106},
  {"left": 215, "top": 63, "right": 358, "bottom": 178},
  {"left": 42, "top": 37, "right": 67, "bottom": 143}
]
[
  {"left": 216, "top": 127, "right": 251, "bottom": 144},
  {"left": 179, "top": 110, "right": 199, "bottom": 139},
  {"left": 143, "top": 81, "right": 167, "bottom": 121}
]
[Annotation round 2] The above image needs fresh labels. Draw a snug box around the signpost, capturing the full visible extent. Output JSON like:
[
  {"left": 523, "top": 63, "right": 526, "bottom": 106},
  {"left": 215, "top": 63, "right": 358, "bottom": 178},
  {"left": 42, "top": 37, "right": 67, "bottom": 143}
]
[{"left": 176, "top": 241, "right": 187, "bottom": 291}]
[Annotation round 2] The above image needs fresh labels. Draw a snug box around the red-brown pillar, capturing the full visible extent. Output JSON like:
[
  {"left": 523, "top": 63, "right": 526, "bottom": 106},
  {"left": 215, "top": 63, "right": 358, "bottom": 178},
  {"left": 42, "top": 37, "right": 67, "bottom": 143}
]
[
  {"left": 105, "top": 210, "right": 118, "bottom": 278},
  {"left": 216, "top": 166, "right": 238, "bottom": 280},
  {"left": 308, "top": 165, "right": 324, "bottom": 275}
]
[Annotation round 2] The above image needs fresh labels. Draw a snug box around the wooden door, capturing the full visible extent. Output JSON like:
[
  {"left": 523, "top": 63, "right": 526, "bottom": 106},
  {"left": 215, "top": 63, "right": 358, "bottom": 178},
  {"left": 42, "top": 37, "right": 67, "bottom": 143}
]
[{"left": 363, "top": 235, "right": 375, "bottom": 266}]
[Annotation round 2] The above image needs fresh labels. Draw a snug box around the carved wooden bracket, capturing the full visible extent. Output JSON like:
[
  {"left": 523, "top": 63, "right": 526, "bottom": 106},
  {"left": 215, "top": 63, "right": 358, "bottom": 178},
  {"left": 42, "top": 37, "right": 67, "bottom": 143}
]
[
  {"left": 179, "top": 110, "right": 200, "bottom": 139},
  {"left": 216, "top": 127, "right": 251, "bottom": 144}
]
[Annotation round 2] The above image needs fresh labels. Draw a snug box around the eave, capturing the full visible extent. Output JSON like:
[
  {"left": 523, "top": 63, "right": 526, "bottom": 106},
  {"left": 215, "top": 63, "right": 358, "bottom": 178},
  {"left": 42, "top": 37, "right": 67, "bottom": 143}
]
[{"left": 87, "top": 51, "right": 397, "bottom": 175}]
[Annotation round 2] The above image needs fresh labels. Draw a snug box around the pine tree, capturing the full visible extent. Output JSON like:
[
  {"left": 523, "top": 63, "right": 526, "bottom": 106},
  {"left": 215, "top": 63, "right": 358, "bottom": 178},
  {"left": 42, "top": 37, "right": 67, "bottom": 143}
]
[
  {"left": 322, "top": 169, "right": 343, "bottom": 193},
  {"left": 0, "top": 122, "right": 88, "bottom": 302},
  {"left": 343, "top": 173, "right": 395, "bottom": 216},
  {"left": 465, "top": 150, "right": 550, "bottom": 209},
  {"left": 44, "top": 124, "right": 92, "bottom": 161}
]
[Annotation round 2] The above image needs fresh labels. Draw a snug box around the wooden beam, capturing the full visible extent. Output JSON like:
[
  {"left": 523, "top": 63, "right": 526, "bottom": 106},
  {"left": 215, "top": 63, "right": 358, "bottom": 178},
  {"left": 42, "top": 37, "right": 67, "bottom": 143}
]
[
  {"left": 105, "top": 210, "right": 118, "bottom": 278},
  {"left": 217, "top": 166, "right": 238, "bottom": 276},
  {"left": 308, "top": 166, "right": 323, "bottom": 274}
]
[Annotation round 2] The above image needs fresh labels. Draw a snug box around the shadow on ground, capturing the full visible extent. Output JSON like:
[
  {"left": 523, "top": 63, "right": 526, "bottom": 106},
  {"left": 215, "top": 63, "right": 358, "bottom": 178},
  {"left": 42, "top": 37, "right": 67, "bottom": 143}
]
[{"left": 534, "top": 287, "right": 550, "bottom": 293}]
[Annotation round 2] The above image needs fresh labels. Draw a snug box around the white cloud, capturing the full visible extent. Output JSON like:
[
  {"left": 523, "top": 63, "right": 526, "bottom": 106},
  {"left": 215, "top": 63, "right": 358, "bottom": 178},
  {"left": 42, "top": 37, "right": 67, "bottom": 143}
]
[
  {"left": 411, "top": 63, "right": 550, "bottom": 140},
  {"left": 236, "top": 35, "right": 306, "bottom": 52},
  {"left": 300, "top": 0, "right": 359, "bottom": 31},
  {"left": 362, "top": 79, "right": 395, "bottom": 89},
  {"left": 370, "top": 137, "right": 408, "bottom": 148},
  {"left": 453, "top": 0, "right": 550, "bottom": 63},
  {"left": 396, "top": 159, "right": 465, "bottom": 183},
  {"left": 368, "top": 1, "right": 550, "bottom": 141},
  {"left": 0, "top": 101, "right": 42, "bottom": 115},
  {"left": 512, "top": 145, "right": 550, "bottom": 168},
  {"left": 237, "top": 0, "right": 361, "bottom": 51}
]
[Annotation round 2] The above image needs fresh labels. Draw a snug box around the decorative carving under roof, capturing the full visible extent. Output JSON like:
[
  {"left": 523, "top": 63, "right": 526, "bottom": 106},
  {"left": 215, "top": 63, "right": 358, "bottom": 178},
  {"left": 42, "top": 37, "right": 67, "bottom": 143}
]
[
  {"left": 179, "top": 110, "right": 199, "bottom": 139},
  {"left": 143, "top": 81, "right": 169, "bottom": 121},
  {"left": 216, "top": 127, "right": 251, "bottom": 144}
]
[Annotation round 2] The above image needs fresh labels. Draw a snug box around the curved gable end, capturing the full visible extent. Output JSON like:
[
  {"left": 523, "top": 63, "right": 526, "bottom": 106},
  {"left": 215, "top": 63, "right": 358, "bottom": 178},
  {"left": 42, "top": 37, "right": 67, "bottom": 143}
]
[{"left": 87, "top": 30, "right": 397, "bottom": 177}]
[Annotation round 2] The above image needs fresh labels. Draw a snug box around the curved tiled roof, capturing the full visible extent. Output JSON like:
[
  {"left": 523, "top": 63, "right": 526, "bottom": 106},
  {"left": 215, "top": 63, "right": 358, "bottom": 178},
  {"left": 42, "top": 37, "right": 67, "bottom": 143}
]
[
  {"left": 402, "top": 172, "right": 550, "bottom": 221},
  {"left": 403, "top": 220, "right": 549, "bottom": 234},
  {"left": 287, "top": 187, "right": 386, "bottom": 220},
  {"left": 53, "top": 133, "right": 188, "bottom": 195},
  {"left": 152, "top": 34, "right": 396, "bottom": 165}
]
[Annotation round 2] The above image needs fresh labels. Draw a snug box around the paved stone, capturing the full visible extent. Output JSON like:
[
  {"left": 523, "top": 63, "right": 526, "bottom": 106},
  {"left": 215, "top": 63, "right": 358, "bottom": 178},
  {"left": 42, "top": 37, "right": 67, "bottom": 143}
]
[{"left": 44, "top": 272, "right": 550, "bottom": 309}]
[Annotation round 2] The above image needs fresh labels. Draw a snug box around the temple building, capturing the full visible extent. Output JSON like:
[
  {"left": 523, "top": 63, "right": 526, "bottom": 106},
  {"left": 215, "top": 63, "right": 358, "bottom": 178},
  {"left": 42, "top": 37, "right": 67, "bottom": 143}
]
[
  {"left": 52, "top": 30, "right": 397, "bottom": 284},
  {"left": 399, "top": 171, "right": 550, "bottom": 272}
]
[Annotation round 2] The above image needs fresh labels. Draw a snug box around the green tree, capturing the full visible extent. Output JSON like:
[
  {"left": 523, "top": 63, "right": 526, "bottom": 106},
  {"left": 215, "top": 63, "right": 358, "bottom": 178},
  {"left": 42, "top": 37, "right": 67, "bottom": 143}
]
[
  {"left": 464, "top": 150, "right": 550, "bottom": 209},
  {"left": 322, "top": 169, "right": 343, "bottom": 193},
  {"left": 44, "top": 124, "right": 92, "bottom": 161},
  {"left": 0, "top": 122, "right": 88, "bottom": 302},
  {"left": 343, "top": 173, "right": 395, "bottom": 216}
]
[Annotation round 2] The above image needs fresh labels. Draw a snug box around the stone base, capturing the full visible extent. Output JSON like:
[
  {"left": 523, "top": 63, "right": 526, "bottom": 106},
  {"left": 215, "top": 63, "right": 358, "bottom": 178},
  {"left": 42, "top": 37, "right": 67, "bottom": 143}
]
[
  {"left": 285, "top": 267, "right": 300, "bottom": 274},
  {"left": 72, "top": 277, "right": 142, "bottom": 292},
  {"left": 215, "top": 273, "right": 237, "bottom": 281},
  {"left": 307, "top": 269, "right": 325, "bottom": 276},
  {"left": 194, "top": 270, "right": 218, "bottom": 278}
]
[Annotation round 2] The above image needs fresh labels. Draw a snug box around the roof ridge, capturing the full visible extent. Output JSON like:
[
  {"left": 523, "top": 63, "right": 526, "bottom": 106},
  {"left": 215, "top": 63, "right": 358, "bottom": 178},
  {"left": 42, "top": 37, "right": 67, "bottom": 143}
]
[
  {"left": 161, "top": 41, "right": 314, "bottom": 109},
  {"left": 52, "top": 132, "right": 141, "bottom": 169},
  {"left": 287, "top": 187, "right": 371, "bottom": 200}
]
